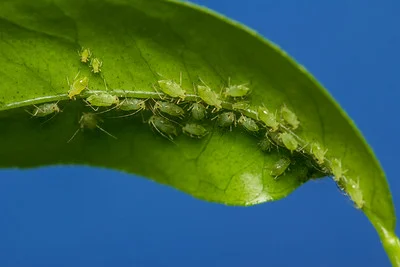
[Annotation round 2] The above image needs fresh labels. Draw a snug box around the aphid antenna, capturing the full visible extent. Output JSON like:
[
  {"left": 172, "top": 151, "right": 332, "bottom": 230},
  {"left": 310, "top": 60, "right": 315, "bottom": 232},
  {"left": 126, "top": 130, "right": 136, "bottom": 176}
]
[{"left": 40, "top": 112, "right": 58, "bottom": 126}]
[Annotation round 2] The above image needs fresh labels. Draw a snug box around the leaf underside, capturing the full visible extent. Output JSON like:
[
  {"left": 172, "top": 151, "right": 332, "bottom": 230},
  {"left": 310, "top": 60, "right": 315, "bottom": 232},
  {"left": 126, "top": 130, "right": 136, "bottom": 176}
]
[{"left": 0, "top": 0, "right": 398, "bottom": 265}]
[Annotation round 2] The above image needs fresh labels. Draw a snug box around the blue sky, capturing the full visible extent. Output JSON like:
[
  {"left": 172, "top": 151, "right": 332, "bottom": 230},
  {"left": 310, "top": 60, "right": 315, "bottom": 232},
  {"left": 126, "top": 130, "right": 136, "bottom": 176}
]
[{"left": 1, "top": 0, "right": 399, "bottom": 266}]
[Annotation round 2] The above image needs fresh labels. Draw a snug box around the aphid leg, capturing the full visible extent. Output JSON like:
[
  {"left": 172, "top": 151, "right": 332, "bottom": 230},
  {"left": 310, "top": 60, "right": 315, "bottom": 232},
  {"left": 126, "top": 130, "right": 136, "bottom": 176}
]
[
  {"left": 67, "top": 128, "right": 80, "bottom": 143},
  {"left": 40, "top": 113, "right": 58, "bottom": 126},
  {"left": 84, "top": 99, "right": 99, "bottom": 112},
  {"left": 96, "top": 125, "right": 117, "bottom": 140}
]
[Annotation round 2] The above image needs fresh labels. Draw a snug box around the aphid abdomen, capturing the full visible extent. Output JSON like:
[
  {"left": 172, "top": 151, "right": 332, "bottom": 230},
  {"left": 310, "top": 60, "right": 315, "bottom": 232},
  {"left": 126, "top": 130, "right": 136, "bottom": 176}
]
[
  {"left": 216, "top": 112, "right": 236, "bottom": 128},
  {"left": 258, "top": 138, "right": 272, "bottom": 152},
  {"left": 279, "top": 132, "right": 298, "bottom": 152},
  {"left": 157, "top": 80, "right": 186, "bottom": 99},
  {"left": 79, "top": 48, "right": 91, "bottom": 63},
  {"left": 225, "top": 84, "right": 251, "bottom": 98},
  {"left": 90, "top": 58, "right": 102, "bottom": 73},
  {"left": 86, "top": 93, "right": 119, "bottom": 107},
  {"left": 190, "top": 103, "right": 207, "bottom": 120},
  {"left": 149, "top": 115, "right": 178, "bottom": 140},
  {"left": 238, "top": 115, "right": 259, "bottom": 132},
  {"left": 270, "top": 157, "right": 291, "bottom": 178},
  {"left": 257, "top": 106, "right": 279, "bottom": 131},
  {"left": 182, "top": 123, "right": 208, "bottom": 138},
  {"left": 68, "top": 76, "right": 89, "bottom": 99},
  {"left": 197, "top": 85, "right": 222, "bottom": 110},
  {"left": 119, "top": 98, "right": 146, "bottom": 111},
  {"left": 281, "top": 105, "right": 300, "bottom": 130},
  {"left": 154, "top": 101, "right": 185, "bottom": 117},
  {"left": 310, "top": 142, "right": 327, "bottom": 165}
]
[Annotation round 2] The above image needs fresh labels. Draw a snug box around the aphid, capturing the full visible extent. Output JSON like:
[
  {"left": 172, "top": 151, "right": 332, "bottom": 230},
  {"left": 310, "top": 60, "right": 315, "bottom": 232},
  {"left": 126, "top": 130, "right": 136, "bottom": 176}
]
[
  {"left": 281, "top": 105, "right": 300, "bottom": 130},
  {"left": 270, "top": 157, "right": 291, "bottom": 178},
  {"left": 257, "top": 106, "right": 279, "bottom": 131},
  {"left": 79, "top": 47, "right": 92, "bottom": 63},
  {"left": 279, "top": 132, "right": 298, "bottom": 152},
  {"left": 310, "top": 142, "right": 328, "bottom": 165},
  {"left": 197, "top": 78, "right": 222, "bottom": 111},
  {"left": 189, "top": 102, "right": 207, "bottom": 120},
  {"left": 157, "top": 73, "right": 186, "bottom": 100},
  {"left": 68, "top": 112, "right": 117, "bottom": 143},
  {"left": 90, "top": 58, "right": 102, "bottom": 73},
  {"left": 330, "top": 158, "right": 347, "bottom": 182},
  {"left": 232, "top": 101, "right": 250, "bottom": 111},
  {"left": 224, "top": 77, "right": 251, "bottom": 98},
  {"left": 216, "top": 112, "right": 236, "bottom": 128},
  {"left": 27, "top": 102, "right": 60, "bottom": 117},
  {"left": 258, "top": 137, "right": 272, "bottom": 152},
  {"left": 154, "top": 101, "right": 185, "bottom": 117},
  {"left": 119, "top": 98, "right": 147, "bottom": 112},
  {"left": 347, "top": 177, "right": 364, "bottom": 209},
  {"left": 182, "top": 123, "right": 208, "bottom": 138},
  {"left": 238, "top": 115, "right": 259, "bottom": 132},
  {"left": 68, "top": 75, "right": 89, "bottom": 99},
  {"left": 148, "top": 115, "right": 178, "bottom": 140},
  {"left": 85, "top": 92, "right": 119, "bottom": 111}
]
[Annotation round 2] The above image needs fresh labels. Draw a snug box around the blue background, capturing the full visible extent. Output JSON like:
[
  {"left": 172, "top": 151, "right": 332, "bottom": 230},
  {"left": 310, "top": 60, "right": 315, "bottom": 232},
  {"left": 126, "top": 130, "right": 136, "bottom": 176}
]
[{"left": 0, "top": 1, "right": 399, "bottom": 266}]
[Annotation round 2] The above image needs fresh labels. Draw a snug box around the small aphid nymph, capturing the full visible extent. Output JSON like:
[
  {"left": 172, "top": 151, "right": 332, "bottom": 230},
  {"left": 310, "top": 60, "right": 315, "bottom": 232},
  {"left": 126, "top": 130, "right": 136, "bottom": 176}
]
[
  {"left": 238, "top": 115, "right": 259, "bottom": 132},
  {"left": 68, "top": 76, "right": 89, "bottom": 99},
  {"left": 270, "top": 157, "right": 291, "bottom": 178},
  {"left": 154, "top": 101, "right": 185, "bottom": 117},
  {"left": 257, "top": 106, "right": 279, "bottom": 131},
  {"left": 310, "top": 142, "right": 328, "bottom": 165},
  {"left": 189, "top": 102, "right": 207, "bottom": 120},
  {"left": 182, "top": 123, "right": 208, "bottom": 138},
  {"left": 281, "top": 105, "right": 300, "bottom": 130},
  {"left": 148, "top": 115, "right": 178, "bottom": 140},
  {"left": 90, "top": 58, "right": 102, "bottom": 73},
  {"left": 86, "top": 92, "right": 119, "bottom": 110},
  {"left": 279, "top": 132, "right": 298, "bottom": 152},
  {"left": 330, "top": 158, "right": 347, "bottom": 182},
  {"left": 68, "top": 112, "right": 117, "bottom": 143},
  {"left": 28, "top": 102, "right": 60, "bottom": 117},
  {"left": 258, "top": 138, "right": 272, "bottom": 152},
  {"left": 79, "top": 48, "right": 92, "bottom": 63},
  {"left": 216, "top": 112, "right": 236, "bottom": 129},
  {"left": 224, "top": 78, "right": 251, "bottom": 98}
]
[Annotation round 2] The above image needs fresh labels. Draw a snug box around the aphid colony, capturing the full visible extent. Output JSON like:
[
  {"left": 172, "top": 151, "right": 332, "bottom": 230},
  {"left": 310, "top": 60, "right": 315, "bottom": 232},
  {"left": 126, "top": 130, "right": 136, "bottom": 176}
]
[{"left": 26, "top": 47, "right": 361, "bottom": 209}]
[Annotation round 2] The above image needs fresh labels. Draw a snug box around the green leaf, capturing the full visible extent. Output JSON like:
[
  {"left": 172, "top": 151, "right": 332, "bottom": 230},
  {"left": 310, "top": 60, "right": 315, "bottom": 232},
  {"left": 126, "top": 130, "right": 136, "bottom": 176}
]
[{"left": 0, "top": 0, "right": 398, "bottom": 264}]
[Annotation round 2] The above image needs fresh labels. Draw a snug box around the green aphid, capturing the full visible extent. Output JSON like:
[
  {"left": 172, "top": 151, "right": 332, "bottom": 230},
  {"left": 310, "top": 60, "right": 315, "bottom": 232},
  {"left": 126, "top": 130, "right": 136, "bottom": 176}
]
[
  {"left": 281, "top": 105, "right": 300, "bottom": 130},
  {"left": 79, "top": 47, "right": 92, "bottom": 63},
  {"left": 27, "top": 102, "right": 60, "bottom": 117},
  {"left": 216, "top": 112, "right": 236, "bottom": 128},
  {"left": 257, "top": 106, "right": 279, "bottom": 131},
  {"left": 68, "top": 76, "right": 89, "bottom": 99},
  {"left": 224, "top": 78, "right": 251, "bottom": 98},
  {"left": 346, "top": 177, "right": 364, "bottom": 209},
  {"left": 86, "top": 92, "right": 119, "bottom": 110},
  {"left": 154, "top": 101, "right": 185, "bottom": 117},
  {"left": 270, "top": 157, "right": 291, "bottom": 178},
  {"left": 182, "top": 123, "right": 208, "bottom": 138},
  {"left": 90, "top": 58, "right": 102, "bottom": 73},
  {"left": 232, "top": 101, "right": 250, "bottom": 111},
  {"left": 279, "top": 132, "right": 298, "bottom": 152},
  {"left": 310, "top": 142, "right": 328, "bottom": 165},
  {"left": 189, "top": 102, "right": 207, "bottom": 120},
  {"left": 238, "top": 115, "right": 259, "bottom": 132},
  {"left": 330, "top": 158, "right": 347, "bottom": 182},
  {"left": 157, "top": 80, "right": 186, "bottom": 100},
  {"left": 197, "top": 85, "right": 222, "bottom": 110},
  {"left": 148, "top": 115, "right": 178, "bottom": 140},
  {"left": 119, "top": 98, "right": 146, "bottom": 112},
  {"left": 68, "top": 112, "right": 117, "bottom": 143},
  {"left": 258, "top": 137, "right": 272, "bottom": 152}
]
